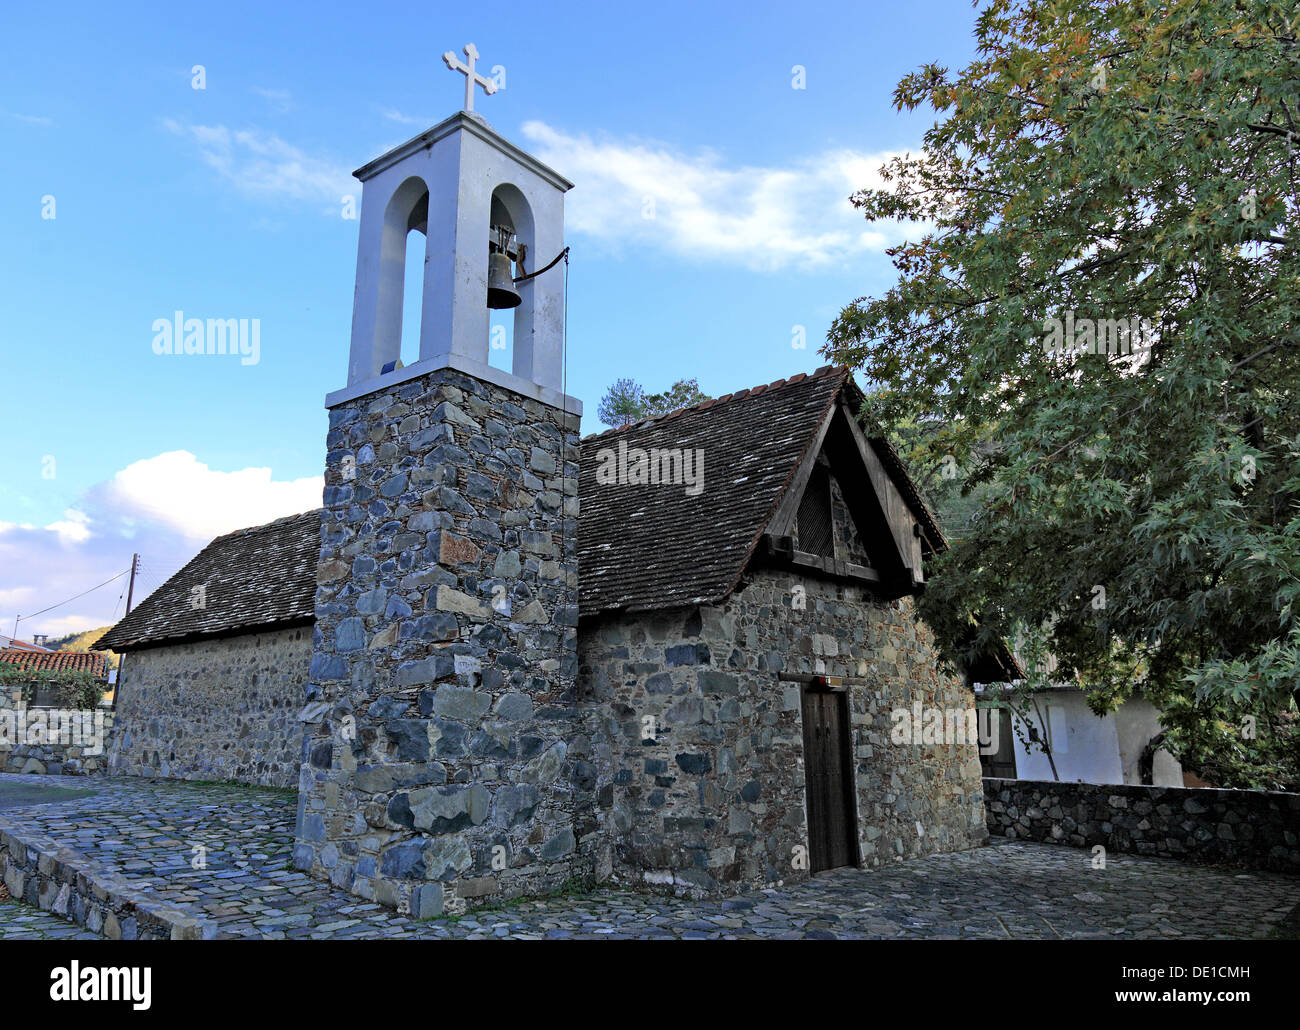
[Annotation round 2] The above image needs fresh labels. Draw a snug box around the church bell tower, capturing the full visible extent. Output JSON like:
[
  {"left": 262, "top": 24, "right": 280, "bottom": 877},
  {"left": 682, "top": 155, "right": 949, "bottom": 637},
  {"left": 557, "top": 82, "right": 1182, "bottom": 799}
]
[{"left": 295, "top": 47, "right": 587, "bottom": 918}]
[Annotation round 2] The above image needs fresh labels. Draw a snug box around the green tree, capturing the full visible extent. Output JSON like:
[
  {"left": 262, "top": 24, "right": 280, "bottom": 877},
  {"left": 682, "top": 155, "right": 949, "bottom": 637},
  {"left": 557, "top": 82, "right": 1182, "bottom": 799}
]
[
  {"left": 644, "top": 378, "right": 711, "bottom": 417},
  {"left": 0, "top": 663, "right": 108, "bottom": 710},
  {"left": 596, "top": 377, "right": 712, "bottom": 428},
  {"left": 870, "top": 397, "right": 1002, "bottom": 540},
  {"left": 828, "top": 0, "right": 1300, "bottom": 787},
  {"left": 596, "top": 378, "right": 646, "bottom": 428}
]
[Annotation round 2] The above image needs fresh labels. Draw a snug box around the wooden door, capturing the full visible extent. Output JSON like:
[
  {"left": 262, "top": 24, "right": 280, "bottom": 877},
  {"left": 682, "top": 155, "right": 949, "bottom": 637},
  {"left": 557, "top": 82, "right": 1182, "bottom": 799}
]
[
  {"left": 800, "top": 687, "right": 858, "bottom": 873},
  {"left": 979, "top": 708, "right": 1017, "bottom": 779}
]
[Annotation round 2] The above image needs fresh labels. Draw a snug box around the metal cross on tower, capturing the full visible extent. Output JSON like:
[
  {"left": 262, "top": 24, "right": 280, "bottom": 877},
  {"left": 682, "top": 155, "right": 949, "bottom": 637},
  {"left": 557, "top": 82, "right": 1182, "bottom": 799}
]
[{"left": 442, "top": 43, "right": 497, "bottom": 112}]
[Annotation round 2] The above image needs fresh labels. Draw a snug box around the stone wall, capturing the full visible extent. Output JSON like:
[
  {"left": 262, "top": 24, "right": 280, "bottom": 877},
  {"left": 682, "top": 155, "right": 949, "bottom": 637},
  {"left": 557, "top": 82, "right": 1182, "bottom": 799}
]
[
  {"left": 0, "top": 686, "right": 114, "bottom": 776},
  {"left": 984, "top": 778, "right": 1300, "bottom": 873},
  {"left": 107, "top": 626, "right": 309, "bottom": 788},
  {"left": 579, "top": 567, "right": 988, "bottom": 897},
  {"left": 297, "top": 366, "right": 587, "bottom": 918}
]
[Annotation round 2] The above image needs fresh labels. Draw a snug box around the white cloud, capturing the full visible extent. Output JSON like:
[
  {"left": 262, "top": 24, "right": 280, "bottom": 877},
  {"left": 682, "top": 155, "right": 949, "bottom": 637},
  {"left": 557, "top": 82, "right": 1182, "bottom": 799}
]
[
  {"left": 97, "top": 451, "right": 322, "bottom": 543},
  {"left": 0, "top": 452, "right": 322, "bottom": 638},
  {"left": 7, "top": 112, "right": 54, "bottom": 126},
  {"left": 163, "top": 119, "right": 353, "bottom": 206},
  {"left": 0, "top": 509, "right": 92, "bottom": 545},
  {"left": 34, "top": 613, "right": 110, "bottom": 638},
  {"left": 382, "top": 108, "right": 433, "bottom": 126},
  {"left": 45, "top": 509, "right": 92, "bottom": 545},
  {"left": 251, "top": 87, "right": 294, "bottom": 113},
  {"left": 162, "top": 114, "right": 910, "bottom": 256},
  {"left": 0, "top": 584, "right": 36, "bottom": 613},
  {"left": 520, "top": 121, "right": 909, "bottom": 272}
]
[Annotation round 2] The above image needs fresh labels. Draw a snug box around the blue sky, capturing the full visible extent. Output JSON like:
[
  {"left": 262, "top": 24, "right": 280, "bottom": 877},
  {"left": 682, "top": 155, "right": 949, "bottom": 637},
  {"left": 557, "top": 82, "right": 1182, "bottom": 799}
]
[{"left": 0, "top": 0, "right": 982, "bottom": 637}]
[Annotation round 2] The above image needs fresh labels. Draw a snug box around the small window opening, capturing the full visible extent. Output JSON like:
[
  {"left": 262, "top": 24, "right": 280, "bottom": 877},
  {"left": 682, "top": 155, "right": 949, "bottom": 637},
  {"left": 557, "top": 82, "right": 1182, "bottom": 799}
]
[{"left": 797, "top": 465, "right": 835, "bottom": 557}]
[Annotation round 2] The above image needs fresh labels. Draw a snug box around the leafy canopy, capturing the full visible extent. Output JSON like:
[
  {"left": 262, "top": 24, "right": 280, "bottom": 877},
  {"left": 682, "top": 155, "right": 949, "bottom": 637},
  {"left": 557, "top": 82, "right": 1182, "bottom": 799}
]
[
  {"left": 596, "top": 377, "right": 712, "bottom": 428},
  {"left": 827, "top": 0, "right": 1299, "bottom": 786}
]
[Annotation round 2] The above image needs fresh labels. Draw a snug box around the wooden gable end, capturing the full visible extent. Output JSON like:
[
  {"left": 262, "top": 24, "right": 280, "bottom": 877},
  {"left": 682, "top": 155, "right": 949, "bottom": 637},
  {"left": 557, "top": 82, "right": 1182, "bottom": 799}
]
[{"left": 765, "top": 401, "right": 926, "bottom": 598}]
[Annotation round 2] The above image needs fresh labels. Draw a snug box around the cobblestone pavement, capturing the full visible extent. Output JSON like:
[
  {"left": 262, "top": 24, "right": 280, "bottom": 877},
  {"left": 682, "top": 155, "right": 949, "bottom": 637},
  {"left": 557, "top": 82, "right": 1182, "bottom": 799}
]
[
  {"left": 0, "top": 773, "right": 1296, "bottom": 940},
  {"left": 0, "top": 896, "right": 101, "bottom": 940},
  {"left": 0, "top": 780, "right": 96, "bottom": 811}
]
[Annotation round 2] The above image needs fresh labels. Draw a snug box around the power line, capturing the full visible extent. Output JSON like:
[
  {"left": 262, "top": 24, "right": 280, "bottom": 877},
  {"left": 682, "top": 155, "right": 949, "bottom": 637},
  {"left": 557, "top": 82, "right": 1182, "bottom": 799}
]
[
  {"left": 12, "top": 567, "right": 130, "bottom": 632},
  {"left": 134, "top": 560, "right": 177, "bottom": 599},
  {"left": 108, "top": 583, "right": 127, "bottom": 623}
]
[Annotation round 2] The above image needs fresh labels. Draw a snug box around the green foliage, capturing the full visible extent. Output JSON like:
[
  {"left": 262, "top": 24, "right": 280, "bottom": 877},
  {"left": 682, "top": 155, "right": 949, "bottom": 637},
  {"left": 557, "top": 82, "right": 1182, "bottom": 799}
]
[
  {"left": 596, "top": 377, "right": 645, "bottom": 428},
  {"left": 827, "top": 0, "right": 1300, "bottom": 785},
  {"left": 1154, "top": 689, "right": 1299, "bottom": 790},
  {"left": 866, "top": 393, "right": 1002, "bottom": 540},
  {"left": 596, "top": 377, "right": 713, "bottom": 428},
  {"left": 643, "top": 378, "right": 711, "bottom": 417},
  {"left": 0, "top": 663, "right": 36, "bottom": 692},
  {"left": 0, "top": 664, "right": 108, "bottom": 710}
]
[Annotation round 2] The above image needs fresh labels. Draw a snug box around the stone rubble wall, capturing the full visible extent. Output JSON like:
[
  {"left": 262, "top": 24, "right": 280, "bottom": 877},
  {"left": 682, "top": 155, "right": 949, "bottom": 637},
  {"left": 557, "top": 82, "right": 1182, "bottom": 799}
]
[
  {"left": 984, "top": 777, "right": 1300, "bottom": 873},
  {"left": 0, "top": 686, "right": 114, "bottom": 776},
  {"left": 297, "top": 367, "right": 587, "bottom": 918},
  {"left": 107, "top": 627, "right": 309, "bottom": 788},
  {"left": 579, "top": 569, "right": 988, "bottom": 898}
]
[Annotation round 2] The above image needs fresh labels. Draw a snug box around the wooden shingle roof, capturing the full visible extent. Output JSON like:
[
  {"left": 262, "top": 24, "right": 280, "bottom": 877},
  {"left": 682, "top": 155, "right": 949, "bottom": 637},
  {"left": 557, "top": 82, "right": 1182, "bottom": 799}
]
[
  {"left": 94, "top": 510, "right": 319, "bottom": 653},
  {"left": 578, "top": 365, "right": 855, "bottom": 615}
]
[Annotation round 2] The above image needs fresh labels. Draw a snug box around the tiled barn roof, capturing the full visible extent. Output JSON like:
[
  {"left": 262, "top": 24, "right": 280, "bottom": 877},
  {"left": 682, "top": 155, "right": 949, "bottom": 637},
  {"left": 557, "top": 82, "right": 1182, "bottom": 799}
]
[
  {"left": 0, "top": 648, "right": 108, "bottom": 677},
  {"left": 94, "top": 510, "right": 320, "bottom": 653}
]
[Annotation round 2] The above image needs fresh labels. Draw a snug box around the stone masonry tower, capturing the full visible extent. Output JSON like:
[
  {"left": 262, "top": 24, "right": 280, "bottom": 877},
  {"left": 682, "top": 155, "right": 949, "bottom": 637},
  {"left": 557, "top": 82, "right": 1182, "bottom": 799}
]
[{"left": 294, "top": 52, "right": 588, "bottom": 918}]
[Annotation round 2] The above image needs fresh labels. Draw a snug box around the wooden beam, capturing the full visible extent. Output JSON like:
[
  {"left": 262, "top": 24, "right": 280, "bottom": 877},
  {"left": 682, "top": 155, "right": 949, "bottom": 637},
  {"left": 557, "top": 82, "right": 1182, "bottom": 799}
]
[
  {"left": 757, "top": 533, "right": 893, "bottom": 590},
  {"left": 768, "top": 405, "right": 838, "bottom": 537},
  {"left": 836, "top": 404, "right": 924, "bottom": 587},
  {"left": 776, "top": 672, "right": 863, "bottom": 690}
]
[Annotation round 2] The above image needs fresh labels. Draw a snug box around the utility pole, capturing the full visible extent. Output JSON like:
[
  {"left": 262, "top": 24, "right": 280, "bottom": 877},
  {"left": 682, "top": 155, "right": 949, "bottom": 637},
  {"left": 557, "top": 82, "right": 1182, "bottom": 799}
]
[
  {"left": 112, "top": 554, "right": 139, "bottom": 712},
  {"left": 123, "top": 554, "right": 138, "bottom": 619}
]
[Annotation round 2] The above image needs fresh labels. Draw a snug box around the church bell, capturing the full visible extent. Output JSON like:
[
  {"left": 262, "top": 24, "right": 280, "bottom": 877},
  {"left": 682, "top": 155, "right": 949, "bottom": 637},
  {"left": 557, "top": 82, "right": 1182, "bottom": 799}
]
[
  {"left": 487, "top": 250, "right": 521, "bottom": 309},
  {"left": 487, "top": 207, "right": 522, "bottom": 309}
]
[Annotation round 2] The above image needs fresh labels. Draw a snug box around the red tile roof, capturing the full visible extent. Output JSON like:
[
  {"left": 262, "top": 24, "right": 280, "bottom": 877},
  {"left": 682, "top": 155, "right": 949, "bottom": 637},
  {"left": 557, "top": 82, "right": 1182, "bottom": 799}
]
[
  {"left": 2, "top": 638, "right": 51, "bottom": 652},
  {"left": 0, "top": 648, "right": 108, "bottom": 677}
]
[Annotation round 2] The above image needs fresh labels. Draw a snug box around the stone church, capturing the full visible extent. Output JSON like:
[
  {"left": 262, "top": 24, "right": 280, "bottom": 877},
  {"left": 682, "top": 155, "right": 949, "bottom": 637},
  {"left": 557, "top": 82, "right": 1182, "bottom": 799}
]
[{"left": 99, "top": 81, "right": 1012, "bottom": 917}]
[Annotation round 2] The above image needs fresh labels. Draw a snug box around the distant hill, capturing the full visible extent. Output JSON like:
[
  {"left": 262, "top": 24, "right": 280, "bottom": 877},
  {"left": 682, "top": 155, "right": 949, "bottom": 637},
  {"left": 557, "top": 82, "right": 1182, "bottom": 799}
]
[{"left": 47, "top": 626, "right": 119, "bottom": 668}]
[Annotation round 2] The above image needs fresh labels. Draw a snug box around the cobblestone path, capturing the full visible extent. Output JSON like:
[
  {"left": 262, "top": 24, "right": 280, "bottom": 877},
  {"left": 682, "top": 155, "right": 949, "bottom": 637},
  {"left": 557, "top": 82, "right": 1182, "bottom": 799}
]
[
  {"left": 0, "top": 894, "right": 100, "bottom": 939},
  {"left": 0, "top": 773, "right": 1295, "bottom": 939}
]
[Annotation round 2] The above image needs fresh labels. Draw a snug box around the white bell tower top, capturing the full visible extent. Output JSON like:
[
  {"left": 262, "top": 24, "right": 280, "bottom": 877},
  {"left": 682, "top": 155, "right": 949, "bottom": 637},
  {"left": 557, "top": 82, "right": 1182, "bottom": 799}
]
[{"left": 328, "top": 54, "right": 578, "bottom": 414}]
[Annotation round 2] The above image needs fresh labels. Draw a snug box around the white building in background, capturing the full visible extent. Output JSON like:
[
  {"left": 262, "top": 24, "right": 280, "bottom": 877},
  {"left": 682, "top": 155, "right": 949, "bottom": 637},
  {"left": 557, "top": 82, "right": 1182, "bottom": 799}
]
[
  {"left": 977, "top": 684, "right": 1185, "bottom": 787},
  {"left": 0, "top": 634, "right": 51, "bottom": 651}
]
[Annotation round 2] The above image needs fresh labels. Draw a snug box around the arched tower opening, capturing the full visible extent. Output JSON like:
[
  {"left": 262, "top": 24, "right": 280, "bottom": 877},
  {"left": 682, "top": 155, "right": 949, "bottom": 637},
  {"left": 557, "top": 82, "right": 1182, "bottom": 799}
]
[
  {"left": 486, "top": 183, "right": 535, "bottom": 373},
  {"left": 374, "top": 176, "right": 430, "bottom": 374}
]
